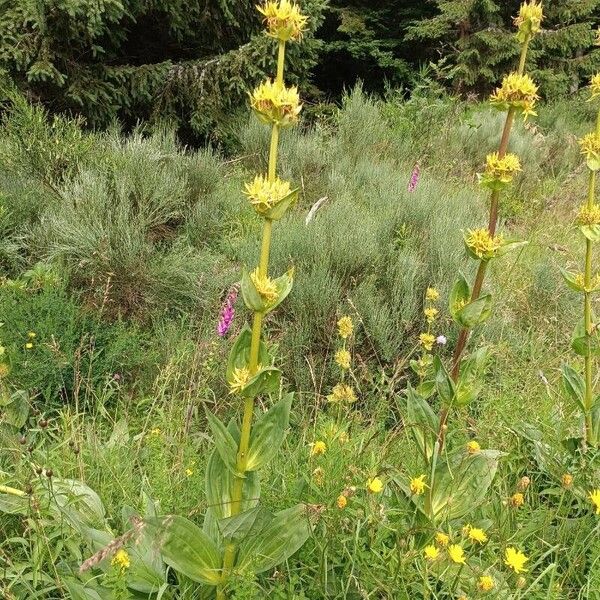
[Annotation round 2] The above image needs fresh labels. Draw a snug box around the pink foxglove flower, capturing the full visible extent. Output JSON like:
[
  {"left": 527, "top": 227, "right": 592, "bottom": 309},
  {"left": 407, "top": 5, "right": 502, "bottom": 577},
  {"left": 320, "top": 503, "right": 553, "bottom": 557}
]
[
  {"left": 408, "top": 163, "right": 421, "bottom": 193},
  {"left": 217, "top": 287, "right": 238, "bottom": 337}
]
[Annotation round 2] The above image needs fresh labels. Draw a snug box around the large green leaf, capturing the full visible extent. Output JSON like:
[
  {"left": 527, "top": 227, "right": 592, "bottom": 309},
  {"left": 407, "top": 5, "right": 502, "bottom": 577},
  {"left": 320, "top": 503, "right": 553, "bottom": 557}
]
[
  {"left": 455, "top": 294, "right": 492, "bottom": 328},
  {"left": 430, "top": 449, "right": 503, "bottom": 521},
  {"left": 2, "top": 390, "right": 29, "bottom": 428},
  {"left": 580, "top": 224, "right": 600, "bottom": 242},
  {"left": 405, "top": 385, "right": 439, "bottom": 462},
  {"left": 236, "top": 504, "right": 310, "bottom": 574},
  {"left": 245, "top": 393, "right": 292, "bottom": 471},
  {"left": 449, "top": 274, "right": 470, "bottom": 321},
  {"left": 51, "top": 478, "right": 106, "bottom": 531},
  {"left": 205, "top": 410, "right": 240, "bottom": 476},
  {"left": 226, "top": 326, "right": 271, "bottom": 383},
  {"left": 434, "top": 356, "right": 455, "bottom": 406},
  {"left": 264, "top": 189, "right": 298, "bottom": 221},
  {"left": 571, "top": 320, "right": 600, "bottom": 357},
  {"left": 241, "top": 268, "right": 265, "bottom": 312},
  {"left": 144, "top": 515, "right": 222, "bottom": 586},
  {"left": 562, "top": 364, "right": 586, "bottom": 412},
  {"left": 454, "top": 348, "right": 488, "bottom": 407},
  {"left": 241, "top": 366, "right": 281, "bottom": 399},
  {"left": 218, "top": 506, "right": 272, "bottom": 544}
]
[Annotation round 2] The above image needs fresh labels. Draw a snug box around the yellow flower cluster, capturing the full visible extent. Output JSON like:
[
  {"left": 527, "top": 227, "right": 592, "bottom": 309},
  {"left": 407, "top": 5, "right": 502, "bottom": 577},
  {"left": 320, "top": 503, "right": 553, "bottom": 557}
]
[
  {"left": 591, "top": 73, "right": 600, "bottom": 100},
  {"left": 483, "top": 152, "right": 522, "bottom": 184},
  {"left": 250, "top": 79, "right": 302, "bottom": 127},
  {"left": 574, "top": 272, "right": 600, "bottom": 292},
  {"left": 490, "top": 72, "right": 539, "bottom": 119},
  {"left": 311, "top": 440, "right": 327, "bottom": 456},
  {"left": 513, "top": 1, "right": 543, "bottom": 40},
  {"left": 337, "top": 315, "right": 354, "bottom": 339},
  {"left": 229, "top": 366, "right": 252, "bottom": 394},
  {"left": 424, "top": 307, "right": 438, "bottom": 323},
  {"left": 410, "top": 474, "right": 427, "bottom": 495},
  {"left": 577, "top": 202, "right": 600, "bottom": 226},
  {"left": 426, "top": 287, "right": 439, "bottom": 301},
  {"left": 478, "top": 575, "right": 495, "bottom": 592},
  {"left": 419, "top": 332, "right": 435, "bottom": 351},
  {"left": 465, "top": 228, "right": 504, "bottom": 260},
  {"left": 579, "top": 132, "right": 600, "bottom": 167},
  {"left": 435, "top": 532, "right": 449, "bottom": 546},
  {"left": 466, "top": 440, "right": 481, "bottom": 454},
  {"left": 257, "top": 0, "right": 308, "bottom": 42},
  {"left": 590, "top": 488, "right": 600, "bottom": 513},
  {"left": 367, "top": 477, "right": 384, "bottom": 493},
  {"left": 561, "top": 473, "right": 573, "bottom": 488},
  {"left": 111, "top": 549, "right": 131, "bottom": 571},
  {"left": 328, "top": 382, "right": 356, "bottom": 404},
  {"left": 510, "top": 492, "right": 525, "bottom": 508},
  {"left": 250, "top": 268, "right": 279, "bottom": 303},
  {"left": 505, "top": 546, "right": 529, "bottom": 573},
  {"left": 335, "top": 348, "right": 351, "bottom": 370},
  {"left": 244, "top": 175, "right": 291, "bottom": 214}
]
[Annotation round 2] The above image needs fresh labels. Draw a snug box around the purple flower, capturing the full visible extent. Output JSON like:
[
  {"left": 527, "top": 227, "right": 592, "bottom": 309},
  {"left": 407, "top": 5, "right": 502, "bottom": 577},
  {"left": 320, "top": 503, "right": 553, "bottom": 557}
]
[
  {"left": 408, "top": 163, "right": 420, "bottom": 193},
  {"left": 217, "top": 287, "right": 238, "bottom": 337},
  {"left": 436, "top": 335, "right": 447, "bottom": 346}
]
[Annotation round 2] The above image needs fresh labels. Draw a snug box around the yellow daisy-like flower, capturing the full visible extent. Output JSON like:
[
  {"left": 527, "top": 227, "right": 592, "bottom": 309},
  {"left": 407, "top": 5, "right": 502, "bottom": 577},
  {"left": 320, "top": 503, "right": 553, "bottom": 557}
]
[
  {"left": 490, "top": 72, "right": 539, "bottom": 119},
  {"left": 426, "top": 287, "right": 440, "bottom": 301},
  {"left": 561, "top": 473, "right": 573, "bottom": 488},
  {"left": 327, "top": 382, "right": 357, "bottom": 404},
  {"left": 577, "top": 203, "right": 600, "bottom": 226},
  {"left": 435, "top": 532, "right": 450, "bottom": 547},
  {"left": 250, "top": 267, "right": 279, "bottom": 304},
  {"left": 28, "top": 331, "right": 36, "bottom": 338},
  {"left": 419, "top": 332, "right": 436, "bottom": 352},
  {"left": 513, "top": 1, "right": 543, "bottom": 40},
  {"left": 483, "top": 152, "right": 522, "bottom": 184},
  {"left": 185, "top": 468, "right": 194, "bottom": 477},
  {"left": 589, "top": 489, "right": 600, "bottom": 514},
  {"left": 468, "top": 527, "right": 488, "bottom": 544},
  {"left": 504, "top": 547, "right": 529, "bottom": 573},
  {"left": 466, "top": 440, "right": 481, "bottom": 454},
  {"left": 229, "top": 366, "right": 252, "bottom": 395},
  {"left": 244, "top": 174, "right": 292, "bottom": 214},
  {"left": 465, "top": 228, "right": 504, "bottom": 260},
  {"left": 579, "top": 132, "right": 600, "bottom": 169},
  {"left": 510, "top": 492, "right": 525, "bottom": 508},
  {"left": 447, "top": 544, "right": 466, "bottom": 565},
  {"left": 337, "top": 316, "right": 354, "bottom": 339},
  {"left": 424, "top": 307, "right": 438, "bottom": 323},
  {"left": 250, "top": 79, "right": 302, "bottom": 127},
  {"left": 367, "top": 477, "right": 384, "bottom": 494},
  {"left": 111, "top": 549, "right": 131, "bottom": 571},
  {"left": 410, "top": 474, "right": 427, "bottom": 495},
  {"left": 590, "top": 73, "right": 600, "bottom": 100},
  {"left": 257, "top": 0, "right": 308, "bottom": 41},
  {"left": 25, "top": 342, "right": 33, "bottom": 349},
  {"left": 478, "top": 575, "right": 495, "bottom": 592},
  {"left": 149, "top": 428, "right": 162, "bottom": 436},
  {"left": 336, "top": 494, "right": 348, "bottom": 509},
  {"left": 335, "top": 349, "right": 351, "bottom": 370},
  {"left": 424, "top": 544, "right": 439, "bottom": 560},
  {"left": 311, "top": 440, "right": 327, "bottom": 456}
]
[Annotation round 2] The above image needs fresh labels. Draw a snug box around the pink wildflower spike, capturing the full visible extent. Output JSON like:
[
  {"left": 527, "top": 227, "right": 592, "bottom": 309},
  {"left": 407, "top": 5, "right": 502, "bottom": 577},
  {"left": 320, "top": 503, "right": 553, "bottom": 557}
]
[
  {"left": 217, "top": 287, "right": 238, "bottom": 337},
  {"left": 408, "top": 163, "right": 421, "bottom": 193}
]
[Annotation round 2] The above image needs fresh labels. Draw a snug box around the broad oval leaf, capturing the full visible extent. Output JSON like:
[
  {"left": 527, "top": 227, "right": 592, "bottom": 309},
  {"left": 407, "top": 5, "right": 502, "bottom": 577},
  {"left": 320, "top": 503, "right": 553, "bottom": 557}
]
[
  {"left": 205, "top": 410, "right": 240, "bottom": 476},
  {"left": 264, "top": 189, "right": 298, "bottom": 221},
  {"left": 561, "top": 364, "right": 585, "bottom": 411},
  {"left": 434, "top": 356, "right": 455, "bottom": 406},
  {"left": 405, "top": 384, "right": 439, "bottom": 462},
  {"left": 456, "top": 294, "right": 492, "bottom": 328},
  {"left": 218, "top": 506, "right": 272, "bottom": 543}
]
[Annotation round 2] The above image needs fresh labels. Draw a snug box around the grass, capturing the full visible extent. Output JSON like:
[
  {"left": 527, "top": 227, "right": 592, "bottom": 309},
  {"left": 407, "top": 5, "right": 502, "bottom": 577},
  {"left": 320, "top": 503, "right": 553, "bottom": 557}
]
[{"left": 0, "top": 83, "right": 599, "bottom": 598}]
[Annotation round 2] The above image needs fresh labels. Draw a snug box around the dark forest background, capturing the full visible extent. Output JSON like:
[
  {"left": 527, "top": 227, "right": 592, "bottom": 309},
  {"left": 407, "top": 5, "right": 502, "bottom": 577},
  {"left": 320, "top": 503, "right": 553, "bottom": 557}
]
[{"left": 1, "top": 0, "right": 600, "bottom": 144}]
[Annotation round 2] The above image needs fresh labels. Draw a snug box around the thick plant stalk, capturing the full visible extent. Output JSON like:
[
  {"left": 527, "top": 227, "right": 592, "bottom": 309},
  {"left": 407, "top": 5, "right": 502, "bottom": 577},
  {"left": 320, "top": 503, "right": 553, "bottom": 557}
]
[
  {"left": 437, "top": 37, "right": 533, "bottom": 451},
  {"left": 583, "top": 110, "right": 600, "bottom": 443},
  {"left": 217, "top": 40, "right": 287, "bottom": 600}
]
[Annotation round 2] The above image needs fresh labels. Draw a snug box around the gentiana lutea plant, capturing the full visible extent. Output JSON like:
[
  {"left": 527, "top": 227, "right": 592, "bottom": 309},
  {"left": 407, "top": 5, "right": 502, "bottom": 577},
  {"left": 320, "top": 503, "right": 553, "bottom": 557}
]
[
  {"left": 399, "top": 1, "right": 543, "bottom": 533},
  {"left": 561, "top": 70, "right": 600, "bottom": 448},
  {"left": 144, "top": 3, "right": 311, "bottom": 597}
]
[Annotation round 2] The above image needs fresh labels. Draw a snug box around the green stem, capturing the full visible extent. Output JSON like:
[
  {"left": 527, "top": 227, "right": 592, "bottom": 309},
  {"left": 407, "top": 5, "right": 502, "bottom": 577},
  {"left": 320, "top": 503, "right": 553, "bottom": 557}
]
[
  {"left": 584, "top": 168, "right": 596, "bottom": 443},
  {"left": 517, "top": 37, "right": 530, "bottom": 76},
  {"left": 218, "top": 39, "right": 287, "bottom": 600},
  {"left": 0, "top": 484, "right": 25, "bottom": 497}
]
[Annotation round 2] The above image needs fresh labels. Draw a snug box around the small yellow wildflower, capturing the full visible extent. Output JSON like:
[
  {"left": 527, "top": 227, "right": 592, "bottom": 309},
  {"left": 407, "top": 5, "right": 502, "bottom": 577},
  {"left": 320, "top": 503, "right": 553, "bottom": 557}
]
[
  {"left": 467, "top": 440, "right": 481, "bottom": 454},
  {"left": 410, "top": 474, "right": 427, "bottom": 495},
  {"left": 435, "top": 532, "right": 450, "bottom": 547},
  {"left": 229, "top": 366, "right": 252, "bottom": 395},
  {"left": 483, "top": 152, "right": 521, "bottom": 184},
  {"left": 336, "top": 494, "right": 347, "bottom": 509},
  {"left": 468, "top": 527, "right": 488, "bottom": 544},
  {"left": 579, "top": 132, "right": 600, "bottom": 168},
  {"left": 185, "top": 468, "right": 194, "bottom": 477},
  {"left": 591, "top": 73, "right": 600, "bottom": 100},
  {"left": 28, "top": 331, "right": 36, "bottom": 338},
  {"left": 327, "top": 382, "right": 357, "bottom": 404},
  {"left": 335, "top": 348, "right": 351, "bottom": 370},
  {"left": 426, "top": 287, "right": 439, "bottom": 301},
  {"left": 250, "top": 79, "right": 302, "bottom": 127},
  {"left": 490, "top": 72, "right": 539, "bottom": 119},
  {"left": 574, "top": 272, "right": 600, "bottom": 292},
  {"left": 589, "top": 489, "right": 600, "bottom": 514},
  {"left": 419, "top": 332, "right": 435, "bottom": 351},
  {"left": 244, "top": 175, "right": 292, "bottom": 214},
  {"left": 424, "top": 307, "right": 438, "bottom": 323},
  {"left": 337, "top": 316, "right": 354, "bottom": 339},
  {"left": 367, "top": 477, "right": 384, "bottom": 494},
  {"left": 111, "top": 549, "right": 131, "bottom": 571},
  {"left": 577, "top": 203, "right": 600, "bottom": 226},
  {"left": 504, "top": 547, "right": 529, "bottom": 573},
  {"left": 250, "top": 267, "right": 279, "bottom": 304},
  {"left": 514, "top": 1, "right": 543, "bottom": 40},
  {"left": 465, "top": 228, "right": 504, "bottom": 260},
  {"left": 561, "top": 473, "right": 573, "bottom": 488},
  {"left": 311, "top": 440, "right": 327, "bottom": 456},
  {"left": 447, "top": 544, "right": 466, "bottom": 565},
  {"left": 312, "top": 466, "right": 324, "bottom": 485},
  {"left": 510, "top": 492, "right": 525, "bottom": 508},
  {"left": 25, "top": 342, "right": 33, "bottom": 349},
  {"left": 478, "top": 575, "right": 495, "bottom": 592},
  {"left": 257, "top": 0, "right": 308, "bottom": 41},
  {"left": 149, "top": 428, "right": 162, "bottom": 436},
  {"left": 424, "top": 544, "right": 439, "bottom": 560}
]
